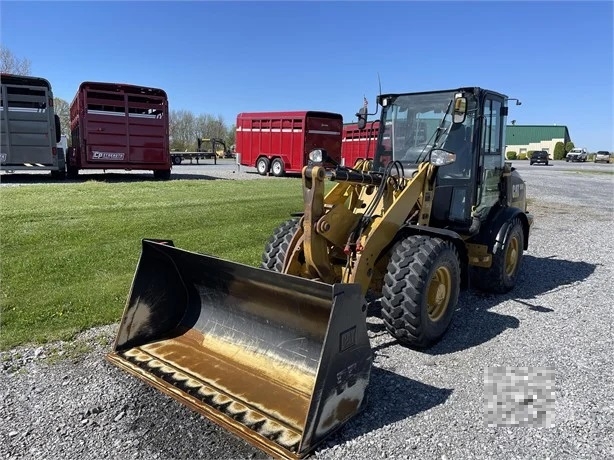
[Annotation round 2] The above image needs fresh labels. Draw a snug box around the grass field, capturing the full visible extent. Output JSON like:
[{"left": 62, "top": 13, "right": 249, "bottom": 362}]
[{"left": 0, "top": 178, "right": 305, "bottom": 350}]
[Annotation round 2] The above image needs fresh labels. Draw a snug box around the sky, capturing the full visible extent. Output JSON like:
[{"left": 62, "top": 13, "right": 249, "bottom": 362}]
[{"left": 1, "top": 0, "right": 613, "bottom": 151}]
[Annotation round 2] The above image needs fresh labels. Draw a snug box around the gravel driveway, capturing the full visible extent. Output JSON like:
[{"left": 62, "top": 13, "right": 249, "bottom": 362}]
[{"left": 2, "top": 163, "right": 613, "bottom": 459}]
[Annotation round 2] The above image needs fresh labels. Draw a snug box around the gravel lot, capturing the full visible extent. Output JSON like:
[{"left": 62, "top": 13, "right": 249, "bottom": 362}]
[{"left": 1, "top": 161, "right": 613, "bottom": 459}]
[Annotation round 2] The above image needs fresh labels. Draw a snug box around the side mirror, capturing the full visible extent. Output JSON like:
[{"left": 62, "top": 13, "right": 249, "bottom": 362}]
[
  {"left": 453, "top": 96, "right": 467, "bottom": 124},
  {"left": 356, "top": 106, "right": 368, "bottom": 130}
]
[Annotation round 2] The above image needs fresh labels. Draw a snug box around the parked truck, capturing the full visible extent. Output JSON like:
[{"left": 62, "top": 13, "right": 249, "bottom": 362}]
[
  {"left": 341, "top": 121, "right": 380, "bottom": 167},
  {"left": 235, "top": 111, "right": 343, "bottom": 176},
  {"left": 67, "top": 81, "right": 171, "bottom": 179},
  {"left": 0, "top": 73, "right": 65, "bottom": 178},
  {"left": 565, "top": 147, "right": 588, "bottom": 162}
]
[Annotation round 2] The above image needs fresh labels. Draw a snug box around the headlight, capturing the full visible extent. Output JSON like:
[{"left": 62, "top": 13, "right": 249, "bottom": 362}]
[
  {"left": 430, "top": 149, "right": 456, "bottom": 166},
  {"left": 309, "top": 149, "right": 324, "bottom": 163}
]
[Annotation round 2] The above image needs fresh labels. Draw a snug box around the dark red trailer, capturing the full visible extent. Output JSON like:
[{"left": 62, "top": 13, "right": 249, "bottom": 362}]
[
  {"left": 67, "top": 81, "right": 171, "bottom": 179},
  {"left": 341, "top": 121, "right": 380, "bottom": 167},
  {"left": 235, "top": 111, "right": 343, "bottom": 177}
]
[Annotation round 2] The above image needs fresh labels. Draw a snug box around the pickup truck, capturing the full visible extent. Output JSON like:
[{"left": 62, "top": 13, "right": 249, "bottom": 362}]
[
  {"left": 530, "top": 150, "right": 549, "bottom": 166},
  {"left": 566, "top": 147, "right": 588, "bottom": 162},
  {"left": 594, "top": 151, "right": 611, "bottom": 163}
]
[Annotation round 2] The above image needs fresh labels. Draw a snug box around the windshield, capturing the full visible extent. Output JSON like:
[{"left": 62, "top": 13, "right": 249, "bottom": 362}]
[{"left": 374, "top": 91, "right": 477, "bottom": 169}]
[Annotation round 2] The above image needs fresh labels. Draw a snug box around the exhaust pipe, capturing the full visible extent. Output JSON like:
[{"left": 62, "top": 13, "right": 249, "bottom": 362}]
[{"left": 106, "top": 239, "right": 373, "bottom": 459}]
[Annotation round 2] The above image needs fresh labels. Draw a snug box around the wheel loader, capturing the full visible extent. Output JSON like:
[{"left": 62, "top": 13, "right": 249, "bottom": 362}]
[{"left": 106, "top": 87, "right": 533, "bottom": 459}]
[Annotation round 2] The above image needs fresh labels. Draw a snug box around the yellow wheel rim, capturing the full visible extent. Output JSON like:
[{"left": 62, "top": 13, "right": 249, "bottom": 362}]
[
  {"left": 505, "top": 235, "right": 519, "bottom": 277},
  {"left": 426, "top": 266, "right": 452, "bottom": 321}
]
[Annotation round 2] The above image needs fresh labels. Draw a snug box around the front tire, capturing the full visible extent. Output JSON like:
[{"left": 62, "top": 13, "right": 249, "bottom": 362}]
[
  {"left": 261, "top": 218, "right": 301, "bottom": 272},
  {"left": 470, "top": 217, "right": 524, "bottom": 294},
  {"left": 381, "top": 235, "right": 461, "bottom": 349}
]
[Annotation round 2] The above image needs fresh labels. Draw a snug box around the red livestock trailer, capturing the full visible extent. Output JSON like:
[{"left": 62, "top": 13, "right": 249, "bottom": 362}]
[
  {"left": 235, "top": 111, "right": 343, "bottom": 176},
  {"left": 341, "top": 121, "right": 380, "bottom": 167},
  {"left": 67, "top": 81, "right": 171, "bottom": 179}
]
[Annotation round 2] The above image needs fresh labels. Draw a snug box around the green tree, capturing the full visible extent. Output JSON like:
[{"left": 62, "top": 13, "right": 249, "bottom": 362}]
[
  {"left": 226, "top": 124, "right": 236, "bottom": 148},
  {"left": 553, "top": 141, "right": 566, "bottom": 160},
  {"left": 565, "top": 141, "right": 575, "bottom": 153},
  {"left": 53, "top": 97, "right": 71, "bottom": 142}
]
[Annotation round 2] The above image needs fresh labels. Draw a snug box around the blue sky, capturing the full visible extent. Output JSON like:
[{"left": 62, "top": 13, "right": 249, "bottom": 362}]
[{"left": 2, "top": 1, "right": 612, "bottom": 151}]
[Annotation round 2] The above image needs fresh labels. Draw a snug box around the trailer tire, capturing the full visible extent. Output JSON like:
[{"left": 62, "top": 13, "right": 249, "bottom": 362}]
[
  {"left": 261, "top": 218, "right": 301, "bottom": 272},
  {"left": 172, "top": 155, "right": 182, "bottom": 165},
  {"left": 470, "top": 217, "right": 524, "bottom": 294},
  {"left": 50, "top": 169, "right": 66, "bottom": 180},
  {"left": 381, "top": 235, "right": 460, "bottom": 349},
  {"left": 154, "top": 169, "right": 171, "bottom": 180},
  {"left": 271, "top": 158, "right": 285, "bottom": 177},
  {"left": 67, "top": 166, "right": 79, "bottom": 179},
  {"left": 256, "top": 157, "right": 270, "bottom": 176}
]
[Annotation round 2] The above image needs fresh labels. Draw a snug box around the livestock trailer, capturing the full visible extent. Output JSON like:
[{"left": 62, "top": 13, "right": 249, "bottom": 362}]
[
  {"left": 235, "top": 111, "right": 343, "bottom": 176},
  {"left": 0, "top": 73, "right": 65, "bottom": 178},
  {"left": 68, "top": 81, "right": 171, "bottom": 179},
  {"left": 341, "top": 121, "right": 380, "bottom": 167}
]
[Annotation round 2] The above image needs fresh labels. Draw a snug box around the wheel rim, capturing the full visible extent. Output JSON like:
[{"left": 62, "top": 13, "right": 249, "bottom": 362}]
[
  {"left": 505, "top": 235, "right": 519, "bottom": 276},
  {"left": 258, "top": 160, "right": 266, "bottom": 173},
  {"left": 272, "top": 161, "right": 281, "bottom": 175},
  {"left": 426, "top": 266, "right": 452, "bottom": 321}
]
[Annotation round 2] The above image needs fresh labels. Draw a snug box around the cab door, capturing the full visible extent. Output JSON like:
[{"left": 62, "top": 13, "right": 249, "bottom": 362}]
[{"left": 475, "top": 92, "right": 506, "bottom": 216}]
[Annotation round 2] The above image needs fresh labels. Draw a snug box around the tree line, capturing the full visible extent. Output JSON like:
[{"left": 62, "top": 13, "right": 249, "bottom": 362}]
[{"left": 2, "top": 46, "right": 236, "bottom": 150}]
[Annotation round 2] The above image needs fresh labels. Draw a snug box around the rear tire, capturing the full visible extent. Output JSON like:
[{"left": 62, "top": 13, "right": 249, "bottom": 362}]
[
  {"left": 256, "top": 157, "right": 270, "bottom": 176},
  {"left": 154, "top": 169, "right": 171, "bottom": 180},
  {"left": 172, "top": 155, "right": 182, "bottom": 165},
  {"left": 261, "top": 218, "right": 301, "bottom": 272},
  {"left": 381, "top": 235, "right": 461, "bottom": 349},
  {"left": 67, "top": 165, "right": 79, "bottom": 179},
  {"left": 271, "top": 158, "right": 285, "bottom": 177},
  {"left": 50, "top": 169, "right": 66, "bottom": 180},
  {"left": 470, "top": 217, "right": 524, "bottom": 294}
]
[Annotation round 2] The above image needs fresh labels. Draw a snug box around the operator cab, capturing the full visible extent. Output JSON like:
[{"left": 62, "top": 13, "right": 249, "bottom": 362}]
[{"left": 358, "top": 87, "right": 511, "bottom": 233}]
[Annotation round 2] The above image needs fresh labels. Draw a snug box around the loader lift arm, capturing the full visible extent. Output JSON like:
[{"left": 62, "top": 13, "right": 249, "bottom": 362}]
[{"left": 287, "top": 160, "right": 437, "bottom": 294}]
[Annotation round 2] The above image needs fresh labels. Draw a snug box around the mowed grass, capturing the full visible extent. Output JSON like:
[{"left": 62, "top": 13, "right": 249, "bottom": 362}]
[{"left": 0, "top": 177, "right": 305, "bottom": 350}]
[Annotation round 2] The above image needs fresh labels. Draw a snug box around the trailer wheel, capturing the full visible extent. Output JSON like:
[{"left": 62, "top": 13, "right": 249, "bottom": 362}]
[
  {"left": 271, "top": 158, "right": 285, "bottom": 177},
  {"left": 381, "top": 235, "right": 460, "bottom": 349},
  {"left": 256, "top": 157, "right": 270, "bottom": 176},
  {"left": 261, "top": 218, "right": 301, "bottom": 272},
  {"left": 50, "top": 169, "right": 66, "bottom": 180},
  {"left": 470, "top": 217, "right": 524, "bottom": 294},
  {"left": 154, "top": 169, "right": 171, "bottom": 180},
  {"left": 172, "top": 155, "right": 182, "bottom": 165}
]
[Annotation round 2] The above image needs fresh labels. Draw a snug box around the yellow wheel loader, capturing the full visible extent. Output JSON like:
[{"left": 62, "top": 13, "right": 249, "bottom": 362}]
[{"left": 106, "top": 87, "right": 533, "bottom": 459}]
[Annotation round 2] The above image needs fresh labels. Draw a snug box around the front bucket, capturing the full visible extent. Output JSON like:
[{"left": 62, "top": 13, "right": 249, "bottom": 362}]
[{"left": 106, "top": 239, "right": 373, "bottom": 459}]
